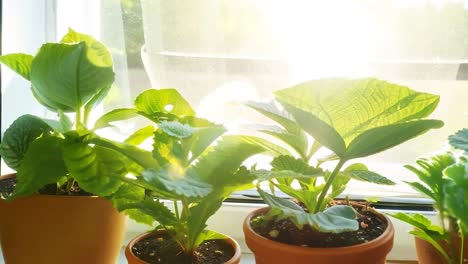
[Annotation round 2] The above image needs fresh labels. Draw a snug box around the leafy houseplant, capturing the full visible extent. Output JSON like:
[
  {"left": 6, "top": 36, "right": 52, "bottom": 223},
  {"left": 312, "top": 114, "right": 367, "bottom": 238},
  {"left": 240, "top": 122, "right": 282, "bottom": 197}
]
[
  {"left": 241, "top": 78, "right": 444, "bottom": 264},
  {"left": 94, "top": 88, "right": 270, "bottom": 263},
  {"left": 0, "top": 29, "right": 154, "bottom": 264},
  {"left": 391, "top": 131, "right": 468, "bottom": 264}
]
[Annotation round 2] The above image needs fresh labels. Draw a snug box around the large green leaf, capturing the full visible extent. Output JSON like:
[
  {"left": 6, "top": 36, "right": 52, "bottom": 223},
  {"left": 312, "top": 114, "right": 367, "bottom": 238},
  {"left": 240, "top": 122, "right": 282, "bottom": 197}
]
[
  {"left": 343, "top": 120, "right": 444, "bottom": 159},
  {"left": 63, "top": 143, "right": 125, "bottom": 196},
  {"left": 342, "top": 163, "right": 395, "bottom": 185},
  {"left": 271, "top": 155, "right": 322, "bottom": 175},
  {"left": 0, "top": 53, "right": 33, "bottom": 80},
  {"left": 278, "top": 102, "right": 346, "bottom": 156},
  {"left": 124, "top": 125, "right": 155, "bottom": 146},
  {"left": 259, "top": 189, "right": 358, "bottom": 232},
  {"left": 158, "top": 120, "right": 194, "bottom": 138},
  {"left": 444, "top": 181, "right": 468, "bottom": 232},
  {"left": 234, "top": 135, "right": 290, "bottom": 157},
  {"left": 93, "top": 108, "right": 139, "bottom": 130},
  {"left": 185, "top": 124, "right": 227, "bottom": 163},
  {"left": 192, "top": 135, "right": 269, "bottom": 187},
  {"left": 119, "top": 199, "right": 178, "bottom": 228},
  {"left": 187, "top": 197, "right": 224, "bottom": 249},
  {"left": 194, "top": 230, "right": 227, "bottom": 248},
  {"left": 42, "top": 111, "right": 73, "bottom": 133},
  {"left": 141, "top": 168, "right": 212, "bottom": 198},
  {"left": 10, "top": 136, "right": 67, "bottom": 199},
  {"left": 134, "top": 89, "right": 195, "bottom": 117},
  {"left": 244, "top": 101, "right": 309, "bottom": 158},
  {"left": 449, "top": 129, "right": 468, "bottom": 152},
  {"left": 389, "top": 212, "right": 444, "bottom": 236},
  {"left": 109, "top": 183, "right": 154, "bottom": 225},
  {"left": 0, "top": 115, "right": 53, "bottom": 170},
  {"left": 275, "top": 78, "right": 440, "bottom": 145},
  {"left": 30, "top": 42, "right": 114, "bottom": 112}
]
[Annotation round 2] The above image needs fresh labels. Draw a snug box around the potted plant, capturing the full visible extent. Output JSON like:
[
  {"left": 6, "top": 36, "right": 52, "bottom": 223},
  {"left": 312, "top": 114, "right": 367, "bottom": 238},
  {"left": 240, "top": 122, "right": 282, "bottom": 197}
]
[
  {"left": 92, "top": 88, "right": 272, "bottom": 263},
  {"left": 390, "top": 129, "right": 468, "bottom": 264},
  {"left": 0, "top": 29, "right": 155, "bottom": 264},
  {"left": 241, "top": 78, "right": 444, "bottom": 264}
]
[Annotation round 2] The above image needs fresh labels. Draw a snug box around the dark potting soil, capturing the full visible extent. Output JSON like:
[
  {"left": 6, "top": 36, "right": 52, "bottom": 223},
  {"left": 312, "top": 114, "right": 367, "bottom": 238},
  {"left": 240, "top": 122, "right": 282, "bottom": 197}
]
[
  {"left": 0, "top": 176, "right": 93, "bottom": 197},
  {"left": 251, "top": 201, "right": 387, "bottom": 248},
  {"left": 132, "top": 233, "right": 235, "bottom": 264}
]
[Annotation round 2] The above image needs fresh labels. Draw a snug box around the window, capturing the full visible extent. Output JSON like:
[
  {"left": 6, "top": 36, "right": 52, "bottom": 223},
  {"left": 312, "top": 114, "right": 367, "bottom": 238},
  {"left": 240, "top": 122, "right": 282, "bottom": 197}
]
[{"left": 1, "top": 0, "right": 467, "bottom": 262}]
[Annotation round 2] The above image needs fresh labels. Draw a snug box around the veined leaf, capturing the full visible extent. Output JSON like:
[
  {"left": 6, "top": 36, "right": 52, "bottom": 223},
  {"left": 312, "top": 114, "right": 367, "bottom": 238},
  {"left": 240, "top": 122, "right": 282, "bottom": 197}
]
[
  {"left": 109, "top": 183, "right": 154, "bottom": 225},
  {"left": 275, "top": 78, "right": 440, "bottom": 145},
  {"left": 234, "top": 135, "right": 290, "bottom": 157},
  {"left": 0, "top": 115, "right": 53, "bottom": 170},
  {"left": 192, "top": 135, "right": 270, "bottom": 187},
  {"left": 10, "top": 136, "right": 67, "bottom": 199},
  {"left": 251, "top": 169, "right": 320, "bottom": 182},
  {"left": 404, "top": 181, "right": 435, "bottom": 200},
  {"left": 42, "top": 111, "right": 73, "bottom": 133},
  {"left": 449, "top": 129, "right": 468, "bottom": 152},
  {"left": 0, "top": 53, "right": 33, "bottom": 80},
  {"left": 389, "top": 212, "right": 444, "bottom": 236},
  {"left": 278, "top": 102, "right": 346, "bottom": 157},
  {"left": 186, "top": 124, "right": 227, "bottom": 163},
  {"left": 260, "top": 189, "right": 358, "bottom": 233},
  {"left": 142, "top": 168, "right": 212, "bottom": 198},
  {"left": 159, "top": 120, "right": 194, "bottom": 138},
  {"left": 94, "top": 108, "right": 139, "bottom": 130},
  {"left": 119, "top": 199, "right": 177, "bottom": 227},
  {"left": 134, "top": 89, "right": 194, "bottom": 117},
  {"left": 271, "top": 155, "right": 322, "bottom": 175},
  {"left": 344, "top": 120, "right": 443, "bottom": 159},
  {"left": 152, "top": 129, "right": 186, "bottom": 166},
  {"left": 257, "top": 125, "right": 308, "bottom": 159},
  {"left": 63, "top": 143, "right": 125, "bottom": 196},
  {"left": 342, "top": 163, "right": 395, "bottom": 185},
  {"left": 124, "top": 125, "right": 155, "bottom": 146},
  {"left": 30, "top": 42, "right": 114, "bottom": 112},
  {"left": 187, "top": 197, "right": 224, "bottom": 249},
  {"left": 444, "top": 182, "right": 468, "bottom": 232}
]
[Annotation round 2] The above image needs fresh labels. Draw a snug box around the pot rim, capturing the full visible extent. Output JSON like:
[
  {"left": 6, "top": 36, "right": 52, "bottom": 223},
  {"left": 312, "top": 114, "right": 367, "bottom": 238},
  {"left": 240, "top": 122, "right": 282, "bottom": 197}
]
[
  {"left": 125, "top": 230, "right": 242, "bottom": 264},
  {"left": 0, "top": 173, "right": 102, "bottom": 200},
  {"left": 243, "top": 206, "right": 394, "bottom": 255}
]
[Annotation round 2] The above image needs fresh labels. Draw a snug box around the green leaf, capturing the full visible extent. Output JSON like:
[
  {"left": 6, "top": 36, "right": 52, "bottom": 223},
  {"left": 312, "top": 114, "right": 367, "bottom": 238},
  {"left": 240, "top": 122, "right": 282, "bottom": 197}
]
[
  {"left": 344, "top": 120, "right": 444, "bottom": 159},
  {"left": 192, "top": 135, "right": 270, "bottom": 187},
  {"left": 186, "top": 124, "right": 227, "bottom": 163},
  {"left": 444, "top": 182, "right": 468, "bottom": 232},
  {"left": 194, "top": 230, "right": 227, "bottom": 248},
  {"left": 260, "top": 189, "right": 358, "bottom": 233},
  {"left": 234, "top": 135, "right": 290, "bottom": 157},
  {"left": 142, "top": 168, "right": 212, "bottom": 198},
  {"left": 275, "top": 78, "right": 440, "bottom": 145},
  {"left": 277, "top": 102, "right": 346, "bottom": 156},
  {"left": 342, "top": 163, "right": 395, "bottom": 185},
  {"left": 152, "top": 129, "right": 186, "bottom": 166},
  {"left": 94, "top": 108, "right": 139, "bottom": 130},
  {"left": 119, "top": 199, "right": 178, "bottom": 227},
  {"left": 405, "top": 181, "right": 435, "bottom": 200},
  {"left": 251, "top": 169, "right": 320, "bottom": 182},
  {"left": 0, "top": 115, "right": 53, "bottom": 170},
  {"left": 124, "top": 125, "right": 155, "bottom": 146},
  {"left": 271, "top": 155, "right": 322, "bottom": 175},
  {"left": 10, "top": 136, "right": 67, "bottom": 199},
  {"left": 444, "top": 163, "right": 468, "bottom": 187},
  {"left": 0, "top": 53, "right": 33, "bottom": 80},
  {"left": 449, "top": 129, "right": 468, "bottom": 152},
  {"left": 134, "top": 89, "right": 195, "bottom": 117},
  {"left": 63, "top": 143, "right": 125, "bottom": 196},
  {"left": 42, "top": 111, "right": 73, "bottom": 133},
  {"left": 187, "top": 197, "right": 224, "bottom": 249},
  {"left": 159, "top": 120, "right": 194, "bottom": 138},
  {"left": 389, "top": 212, "right": 444, "bottom": 236},
  {"left": 109, "top": 183, "right": 154, "bottom": 225},
  {"left": 30, "top": 41, "right": 114, "bottom": 112},
  {"left": 244, "top": 101, "right": 309, "bottom": 158}
]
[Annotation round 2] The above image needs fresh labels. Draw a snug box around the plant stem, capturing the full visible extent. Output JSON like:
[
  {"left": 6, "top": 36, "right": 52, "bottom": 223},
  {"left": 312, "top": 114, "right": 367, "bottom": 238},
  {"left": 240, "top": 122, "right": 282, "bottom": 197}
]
[
  {"left": 174, "top": 200, "right": 180, "bottom": 220},
  {"left": 449, "top": 217, "right": 460, "bottom": 264},
  {"left": 314, "top": 159, "right": 346, "bottom": 213},
  {"left": 306, "top": 141, "right": 322, "bottom": 162},
  {"left": 460, "top": 227, "right": 465, "bottom": 264}
]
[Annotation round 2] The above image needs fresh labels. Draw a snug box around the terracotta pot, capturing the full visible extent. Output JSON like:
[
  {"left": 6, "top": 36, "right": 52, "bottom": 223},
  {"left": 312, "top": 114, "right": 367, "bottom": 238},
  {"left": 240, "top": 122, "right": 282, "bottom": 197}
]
[
  {"left": 415, "top": 236, "right": 468, "bottom": 264},
  {"left": 243, "top": 207, "right": 394, "bottom": 264},
  {"left": 125, "top": 230, "right": 242, "bottom": 264},
  {"left": 0, "top": 174, "right": 127, "bottom": 264}
]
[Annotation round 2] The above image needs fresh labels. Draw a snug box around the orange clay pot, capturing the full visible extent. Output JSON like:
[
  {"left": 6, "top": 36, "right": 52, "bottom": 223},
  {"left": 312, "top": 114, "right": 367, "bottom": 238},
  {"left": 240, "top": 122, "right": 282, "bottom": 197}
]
[
  {"left": 125, "top": 230, "right": 242, "bottom": 264},
  {"left": 0, "top": 174, "right": 127, "bottom": 264},
  {"left": 243, "top": 207, "right": 394, "bottom": 264},
  {"left": 415, "top": 236, "right": 468, "bottom": 264}
]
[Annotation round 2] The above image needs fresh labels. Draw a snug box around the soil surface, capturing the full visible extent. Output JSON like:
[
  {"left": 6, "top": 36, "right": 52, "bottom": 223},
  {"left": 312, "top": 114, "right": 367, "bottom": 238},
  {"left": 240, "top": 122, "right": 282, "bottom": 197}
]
[
  {"left": 0, "top": 176, "right": 93, "bottom": 198},
  {"left": 132, "top": 233, "right": 235, "bottom": 264},
  {"left": 251, "top": 201, "right": 387, "bottom": 247}
]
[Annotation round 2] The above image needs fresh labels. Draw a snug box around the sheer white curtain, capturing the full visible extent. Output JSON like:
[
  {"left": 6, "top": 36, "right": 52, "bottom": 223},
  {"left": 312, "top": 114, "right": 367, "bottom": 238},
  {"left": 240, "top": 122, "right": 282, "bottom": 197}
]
[{"left": 139, "top": 0, "right": 468, "bottom": 199}]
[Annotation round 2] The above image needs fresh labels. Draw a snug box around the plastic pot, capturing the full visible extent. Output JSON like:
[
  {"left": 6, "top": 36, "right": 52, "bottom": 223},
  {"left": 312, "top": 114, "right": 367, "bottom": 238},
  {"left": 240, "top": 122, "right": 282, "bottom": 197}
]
[
  {"left": 125, "top": 230, "right": 241, "bottom": 264},
  {"left": 243, "top": 206, "right": 394, "bottom": 264},
  {"left": 0, "top": 174, "right": 127, "bottom": 264}
]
